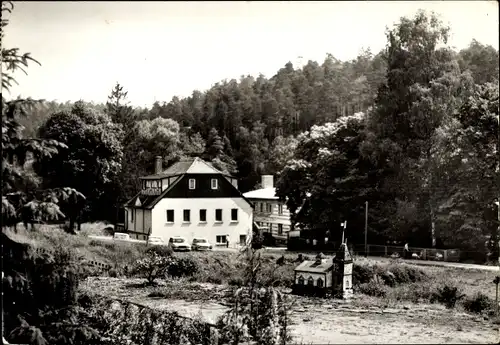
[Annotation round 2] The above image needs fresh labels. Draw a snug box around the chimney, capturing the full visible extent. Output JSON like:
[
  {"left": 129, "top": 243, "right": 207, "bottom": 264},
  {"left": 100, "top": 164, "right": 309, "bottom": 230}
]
[
  {"left": 261, "top": 175, "right": 274, "bottom": 189},
  {"left": 154, "top": 156, "right": 162, "bottom": 174}
]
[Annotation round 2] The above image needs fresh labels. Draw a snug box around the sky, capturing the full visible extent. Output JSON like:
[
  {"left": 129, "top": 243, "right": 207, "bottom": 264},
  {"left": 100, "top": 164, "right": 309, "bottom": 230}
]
[{"left": 3, "top": 1, "right": 499, "bottom": 108}]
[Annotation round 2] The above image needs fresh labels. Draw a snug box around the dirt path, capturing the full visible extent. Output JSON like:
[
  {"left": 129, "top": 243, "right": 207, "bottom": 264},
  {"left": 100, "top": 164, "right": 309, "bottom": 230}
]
[{"left": 81, "top": 278, "right": 499, "bottom": 344}]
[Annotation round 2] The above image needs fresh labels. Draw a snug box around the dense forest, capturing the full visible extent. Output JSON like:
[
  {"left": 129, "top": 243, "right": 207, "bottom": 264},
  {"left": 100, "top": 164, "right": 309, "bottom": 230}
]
[{"left": 4, "top": 8, "right": 499, "bottom": 258}]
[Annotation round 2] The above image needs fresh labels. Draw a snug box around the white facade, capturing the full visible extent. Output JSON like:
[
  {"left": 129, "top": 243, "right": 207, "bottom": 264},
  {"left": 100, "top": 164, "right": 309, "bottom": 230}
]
[{"left": 150, "top": 197, "right": 253, "bottom": 247}]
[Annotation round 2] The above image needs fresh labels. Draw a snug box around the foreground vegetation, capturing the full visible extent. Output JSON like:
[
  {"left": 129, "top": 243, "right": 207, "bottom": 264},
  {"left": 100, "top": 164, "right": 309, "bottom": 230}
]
[{"left": 7, "top": 225, "right": 499, "bottom": 316}]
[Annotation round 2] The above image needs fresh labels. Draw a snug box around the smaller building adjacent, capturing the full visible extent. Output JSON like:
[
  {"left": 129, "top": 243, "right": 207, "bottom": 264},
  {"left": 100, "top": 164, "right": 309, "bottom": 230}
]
[
  {"left": 243, "top": 175, "right": 291, "bottom": 246},
  {"left": 293, "top": 242, "right": 354, "bottom": 299}
]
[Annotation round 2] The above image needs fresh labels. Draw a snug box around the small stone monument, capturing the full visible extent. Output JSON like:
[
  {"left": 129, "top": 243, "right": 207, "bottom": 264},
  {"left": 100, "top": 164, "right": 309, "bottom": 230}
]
[{"left": 332, "top": 241, "right": 354, "bottom": 299}]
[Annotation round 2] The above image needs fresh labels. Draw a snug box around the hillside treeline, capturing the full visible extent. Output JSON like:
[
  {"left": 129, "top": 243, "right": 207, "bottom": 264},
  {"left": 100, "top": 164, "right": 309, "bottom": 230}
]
[{"left": 5, "top": 9, "right": 500, "bottom": 258}]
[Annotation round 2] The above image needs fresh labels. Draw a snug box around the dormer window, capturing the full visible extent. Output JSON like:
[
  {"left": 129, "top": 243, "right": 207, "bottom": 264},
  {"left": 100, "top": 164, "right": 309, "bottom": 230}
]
[
  {"left": 211, "top": 178, "right": 218, "bottom": 190},
  {"left": 189, "top": 178, "right": 196, "bottom": 190}
]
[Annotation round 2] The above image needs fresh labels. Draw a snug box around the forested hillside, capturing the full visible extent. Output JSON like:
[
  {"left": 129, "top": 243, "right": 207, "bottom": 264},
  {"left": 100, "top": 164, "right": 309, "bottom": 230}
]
[{"left": 5, "top": 8, "right": 499, "bottom": 258}]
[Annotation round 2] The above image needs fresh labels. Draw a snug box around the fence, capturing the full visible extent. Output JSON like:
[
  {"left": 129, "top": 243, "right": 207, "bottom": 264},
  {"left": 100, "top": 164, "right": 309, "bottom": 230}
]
[
  {"left": 352, "top": 244, "right": 460, "bottom": 262},
  {"left": 33, "top": 247, "right": 113, "bottom": 271}
]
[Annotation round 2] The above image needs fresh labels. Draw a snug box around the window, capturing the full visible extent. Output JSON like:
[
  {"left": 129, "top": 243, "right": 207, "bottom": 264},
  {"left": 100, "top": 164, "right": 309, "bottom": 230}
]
[
  {"left": 298, "top": 276, "right": 305, "bottom": 285},
  {"left": 278, "top": 204, "right": 283, "bottom": 215},
  {"left": 317, "top": 278, "right": 324, "bottom": 288},
  {"left": 231, "top": 208, "right": 238, "bottom": 222},
  {"left": 267, "top": 203, "right": 272, "bottom": 213},
  {"left": 278, "top": 224, "right": 283, "bottom": 235},
  {"left": 166, "top": 209, "right": 174, "bottom": 223},
  {"left": 239, "top": 235, "right": 247, "bottom": 245},
  {"left": 199, "top": 209, "right": 207, "bottom": 222},
  {"left": 130, "top": 210, "right": 134, "bottom": 222},
  {"left": 183, "top": 209, "right": 190, "bottom": 222},
  {"left": 211, "top": 178, "right": 218, "bottom": 189},
  {"left": 260, "top": 203, "right": 264, "bottom": 213},
  {"left": 215, "top": 209, "right": 223, "bottom": 222},
  {"left": 189, "top": 178, "right": 196, "bottom": 189},
  {"left": 307, "top": 277, "right": 314, "bottom": 286},
  {"left": 216, "top": 235, "right": 227, "bottom": 243}
]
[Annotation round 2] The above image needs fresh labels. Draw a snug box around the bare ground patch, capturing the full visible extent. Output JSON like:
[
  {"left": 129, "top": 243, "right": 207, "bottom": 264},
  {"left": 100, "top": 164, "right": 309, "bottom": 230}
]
[{"left": 80, "top": 277, "right": 499, "bottom": 344}]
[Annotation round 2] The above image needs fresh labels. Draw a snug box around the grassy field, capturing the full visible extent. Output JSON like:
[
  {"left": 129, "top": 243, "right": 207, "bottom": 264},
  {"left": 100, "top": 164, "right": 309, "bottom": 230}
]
[
  {"left": 4, "top": 223, "right": 499, "bottom": 343},
  {"left": 5, "top": 224, "right": 498, "bottom": 310}
]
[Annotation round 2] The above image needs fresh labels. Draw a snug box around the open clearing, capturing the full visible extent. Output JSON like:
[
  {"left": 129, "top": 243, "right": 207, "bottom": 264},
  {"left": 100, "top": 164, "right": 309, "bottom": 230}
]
[{"left": 80, "top": 277, "right": 499, "bottom": 344}]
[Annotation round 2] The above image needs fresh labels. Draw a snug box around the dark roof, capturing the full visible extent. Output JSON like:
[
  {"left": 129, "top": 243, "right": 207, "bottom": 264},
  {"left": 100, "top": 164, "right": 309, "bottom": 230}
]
[
  {"left": 124, "top": 169, "right": 253, "bottom": 210},
  {"left": 294, "top": 259, "right": 334, "bottom": 273},
  {"left": 141, "top": 157, "right": 234, "bottom": 180},
  {"left": 333, "top": 243, "right": 353, "bottom": 262},
  {"left": 124, "top": 175, "right": 184, "bottom": 209}
]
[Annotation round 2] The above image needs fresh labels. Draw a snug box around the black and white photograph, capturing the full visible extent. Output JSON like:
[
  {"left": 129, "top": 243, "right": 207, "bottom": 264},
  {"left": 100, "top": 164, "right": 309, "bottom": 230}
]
[{"left": 2, "top": 1, "right": 499, "bottom": 344}]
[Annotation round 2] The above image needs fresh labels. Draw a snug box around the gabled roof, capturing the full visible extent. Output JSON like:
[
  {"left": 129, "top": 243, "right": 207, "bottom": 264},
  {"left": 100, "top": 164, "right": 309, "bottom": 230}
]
[
  {"left": 124, "top": 167, "right": 253, "bottom": 210},
  {"left": 333, "top": 243, "right": 353, "bottom": 262},
  {"left": 294, "top": 259, "right": 334, "bottom": 273},
  {"left": 141, "top": 157, "right": 234, "bottom": 180},
  {"left": 124, "top": 175, "right": 184, "bottom": 209},
  {"left": 243, "top": 187, "right": 278, "bottom": 200}
]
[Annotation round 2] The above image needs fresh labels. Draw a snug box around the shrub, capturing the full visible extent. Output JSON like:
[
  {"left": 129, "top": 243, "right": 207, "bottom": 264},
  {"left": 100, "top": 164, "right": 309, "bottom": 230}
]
[
  {"left": 134, "top": 252, "right": 174, "bottom": 285},
  {"left": 229, "top": 276, "right": 244, "bottom": 287},
  {"left": 145, "top": 245, "right": 173, "bottom": 257},
  {"left": 167, "top": 257, "right": 199, "bottom": 278},
  {"left": 207, "top": 276, "right": 223, "bottom": 284},
  {"left": 432, "top": 283, "right": 465, "bottom": 308},
  {"left": 148, "top": 289, "right": 167, "bottom": 298},
  {"left": 357, "top": 281, "right": 388, "bottom": 297},
  {"left": 463, "top": 293, "right": 494, "bottom": 314},
  {"left": 353, "top": 264, "right": 374, "bottom": 285}
]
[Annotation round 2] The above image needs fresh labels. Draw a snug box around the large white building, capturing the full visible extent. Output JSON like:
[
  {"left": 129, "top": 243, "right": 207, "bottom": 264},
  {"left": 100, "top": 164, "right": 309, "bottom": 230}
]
[
  {"left": 123, "top": 156, "right": 253, "bottom": 248},
  {"left": 243, "top": 175, "right": 291, "bottom": 245}
]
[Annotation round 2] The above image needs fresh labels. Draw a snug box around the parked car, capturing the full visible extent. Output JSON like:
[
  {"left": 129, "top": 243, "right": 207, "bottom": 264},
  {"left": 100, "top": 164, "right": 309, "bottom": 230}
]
[
  {"left": 113, "top": 232, "right": 130, "bottom": 242},
  {"left": 148, "top": 236, "right": 164, "bottom": 246},
  {"left": 168, "top": 236, "right": 191, "bottom": 251},
  {"left": 192, "top": 238, "right": 212, "bottom": 251}
]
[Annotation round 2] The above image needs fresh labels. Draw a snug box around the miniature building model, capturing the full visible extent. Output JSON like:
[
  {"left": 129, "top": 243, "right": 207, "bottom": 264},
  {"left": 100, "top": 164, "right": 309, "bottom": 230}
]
[
  {"left": 293, "top": 242, "right": 354, "bottom": 299},
  {"left": 293, "top": 253, "right": 334, "bottom": 297},
  {"left": 332, "top": 242, "right": 354, "bottom": 299}
]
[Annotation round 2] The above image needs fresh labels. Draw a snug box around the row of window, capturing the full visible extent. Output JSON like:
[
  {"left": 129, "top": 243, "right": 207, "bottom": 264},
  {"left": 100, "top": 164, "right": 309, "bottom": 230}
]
[
  {"left": 297, "top": 276, "right": 350, "bottom": 289},
  {"left": 257, "top": 221, "right": 284, "bottom": 235},
  {"left": 166, "top": 208, "right": 238, "bottom": 223},
  {"left": 297, "top": 276, "right": 324, "bottom": 288},
  {"left": 188, "top": 178, "right": 218, "bottom": 190},
  {"left": 256, "top": 202, "right": 284, "bottom": 215}
]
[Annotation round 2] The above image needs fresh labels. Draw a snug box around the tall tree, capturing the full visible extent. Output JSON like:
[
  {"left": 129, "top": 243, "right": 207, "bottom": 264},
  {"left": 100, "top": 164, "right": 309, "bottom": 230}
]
[
  {"left": 276, "top": 112, "right": 375, "bottom": 243},
  {"left": 36, "top": 101, "right": 124, "bottom": 226},
  {"left": 362, "top": 10, "right": 471, "bottom": 246},
  {"left": 2, "top": 1, "right": 85, "bottom": 232}
]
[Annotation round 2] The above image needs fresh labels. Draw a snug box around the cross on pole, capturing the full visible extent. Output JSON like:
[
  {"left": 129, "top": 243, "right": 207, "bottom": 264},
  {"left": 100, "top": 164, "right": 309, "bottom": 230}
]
[{"left": 341, "top": 221, "right": 347, "bottom": 244}]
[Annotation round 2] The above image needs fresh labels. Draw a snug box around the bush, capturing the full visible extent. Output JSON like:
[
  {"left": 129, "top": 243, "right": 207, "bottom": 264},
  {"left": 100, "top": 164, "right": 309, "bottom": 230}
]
[
  {"left": 134, "top": 252, "right": 174, "bottom": 285},
  {"left": 463, "top": 293, "right": 494, "bottom": 314},
  {"left": 357, "top": 281, "right": 388, "bottom": 297},
  {"left": 229, "top": 276, "right": 244, "bottom": 287},
  {"left": 148, "top": 289, "right": 167, "bottom": 298},
  {"left": 432, "top": 284, "right": 465, "bottom": 308},
  {"left": 145, "top": 245, "right": 173, "bottom": 257},
  {"left": 167, "top": 257, "right": 199, "bottom": 278},
  {"left": 353, "top": 264, "right": 374, "bottom": 285}
]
